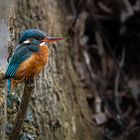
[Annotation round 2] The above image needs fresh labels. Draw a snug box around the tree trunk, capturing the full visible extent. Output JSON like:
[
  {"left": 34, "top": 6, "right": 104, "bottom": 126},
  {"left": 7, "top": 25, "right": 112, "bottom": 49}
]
[
  {"left": 12, "top": 0, "right": 101, "bottom": 139},
  {"left": 0, "top": 0, "right": 14, "bottom": 140}
]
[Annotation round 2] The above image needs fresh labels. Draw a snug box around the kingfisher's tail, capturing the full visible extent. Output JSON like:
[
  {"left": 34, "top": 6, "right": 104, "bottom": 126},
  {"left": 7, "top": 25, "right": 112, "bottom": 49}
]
[{"left": 7, "top": 79, "right": 11, "bottom": 96}]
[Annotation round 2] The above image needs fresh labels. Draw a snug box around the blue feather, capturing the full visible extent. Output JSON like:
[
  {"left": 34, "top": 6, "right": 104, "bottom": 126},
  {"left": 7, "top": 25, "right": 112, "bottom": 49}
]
[
  {"left": 7, "top": 79, "right": 11, "bottom": 95},
  {"left": 4, "top": 41, "right": 40, "bottom": 79},
  {"left": 19, "top": 29, "right": 47, "bottom": 44},
  {"left": 5, "top": 29, "right": 46, "bottom": 95}
]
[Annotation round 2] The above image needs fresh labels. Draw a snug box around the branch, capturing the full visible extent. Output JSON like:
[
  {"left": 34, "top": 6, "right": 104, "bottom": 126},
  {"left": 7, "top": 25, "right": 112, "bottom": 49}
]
[
  {"left": 114, "top": 48, "right": 125, "bottom": 115},
  {"left": 9, "top": 82, "right": 34, "bottom": 140}
]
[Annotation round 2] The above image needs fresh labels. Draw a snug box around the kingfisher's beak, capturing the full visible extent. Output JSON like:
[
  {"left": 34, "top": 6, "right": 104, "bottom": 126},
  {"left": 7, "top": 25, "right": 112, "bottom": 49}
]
[{"left": 42, "top": 36, "right": 64, "bottom": 42}]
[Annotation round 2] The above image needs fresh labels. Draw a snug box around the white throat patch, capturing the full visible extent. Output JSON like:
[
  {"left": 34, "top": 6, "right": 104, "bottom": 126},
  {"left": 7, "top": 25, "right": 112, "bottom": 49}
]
[{"left": 40, "top": 42, "right": 47, "bottom": 46}]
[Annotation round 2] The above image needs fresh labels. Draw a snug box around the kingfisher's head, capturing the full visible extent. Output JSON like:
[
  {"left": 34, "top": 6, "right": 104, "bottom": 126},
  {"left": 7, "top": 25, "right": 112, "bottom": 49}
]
[{"left": 19, "top": 29, "right": 63, "bottom": 44}]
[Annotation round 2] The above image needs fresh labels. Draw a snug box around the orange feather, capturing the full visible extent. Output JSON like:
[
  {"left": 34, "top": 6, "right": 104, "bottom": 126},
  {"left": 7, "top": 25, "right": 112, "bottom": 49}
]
[{"left": 11, "top": 45, "right": 49, "bottom": 90}]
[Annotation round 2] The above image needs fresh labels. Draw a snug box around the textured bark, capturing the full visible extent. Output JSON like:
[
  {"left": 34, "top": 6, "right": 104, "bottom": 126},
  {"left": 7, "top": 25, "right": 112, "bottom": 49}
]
[
  {"left": 14, "top": 0, "right": 100, "bottom": 140},
  {"left": 0, "top": 0, "right": 14, "bottom": 140}
]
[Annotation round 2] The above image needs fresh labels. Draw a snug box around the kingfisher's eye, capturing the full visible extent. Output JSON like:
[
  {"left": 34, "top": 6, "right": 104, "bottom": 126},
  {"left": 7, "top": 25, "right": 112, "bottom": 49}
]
[{"left": 35, "top": 36, "right": 43, "bottom": 40}]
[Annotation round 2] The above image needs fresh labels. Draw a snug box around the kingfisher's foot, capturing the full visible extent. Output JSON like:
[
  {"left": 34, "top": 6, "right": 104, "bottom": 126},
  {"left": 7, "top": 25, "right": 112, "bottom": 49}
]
[{"left": 25, "top": 77, "right": 34, "bottom": 84}]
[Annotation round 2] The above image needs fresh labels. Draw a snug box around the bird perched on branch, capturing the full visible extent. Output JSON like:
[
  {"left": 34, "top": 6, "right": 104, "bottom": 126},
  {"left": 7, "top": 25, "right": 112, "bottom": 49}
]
[{"left": 3, "top": 29, "right": 63, "bottom": 95}]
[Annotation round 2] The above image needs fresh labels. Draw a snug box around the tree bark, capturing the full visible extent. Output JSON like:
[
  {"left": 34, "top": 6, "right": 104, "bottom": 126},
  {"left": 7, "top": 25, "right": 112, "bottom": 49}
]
[
  {"left": 0, "top": 0, "right": 14, "bottom": 140},
  {"left": 13, "top": 0, "right": 101, "bottom": 139}
]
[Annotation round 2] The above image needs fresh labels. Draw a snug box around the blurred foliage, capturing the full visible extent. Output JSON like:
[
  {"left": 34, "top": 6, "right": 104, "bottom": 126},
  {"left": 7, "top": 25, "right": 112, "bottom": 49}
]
[{"left": 65, "top": 0, "right": 140, "bottom": 140}]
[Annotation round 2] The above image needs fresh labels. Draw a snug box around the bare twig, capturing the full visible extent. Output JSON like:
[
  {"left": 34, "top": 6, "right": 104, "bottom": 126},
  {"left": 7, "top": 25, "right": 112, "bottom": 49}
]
[
  {"left": 95, "top": 31, "right": 106, "bottom": 77},
  {"left": 121, "top": 0, "right": 134, "bottom": 22},
  {"left": 98, "top": 2, "right": 113, "bottom": 14},
  {"left": 9, "top": 82, "right": 34, "bottom": 140},
  {"left": 123, "top": 0, "right": 134, "bottom": 14},
  {"left": 114, "top": 48, "right": 125, "bottom": 115}
]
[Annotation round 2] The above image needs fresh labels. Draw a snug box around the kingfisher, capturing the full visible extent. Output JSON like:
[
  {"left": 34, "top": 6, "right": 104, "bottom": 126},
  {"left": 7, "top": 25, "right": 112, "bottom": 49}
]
[{"left": 4, "top": 29, "right": 63, "bottom": 95}]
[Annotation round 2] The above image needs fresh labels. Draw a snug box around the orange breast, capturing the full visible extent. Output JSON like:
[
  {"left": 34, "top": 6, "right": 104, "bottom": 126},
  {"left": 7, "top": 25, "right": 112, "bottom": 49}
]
[{"left": 14, "top": 45, "right": 49, "bottom": 81}]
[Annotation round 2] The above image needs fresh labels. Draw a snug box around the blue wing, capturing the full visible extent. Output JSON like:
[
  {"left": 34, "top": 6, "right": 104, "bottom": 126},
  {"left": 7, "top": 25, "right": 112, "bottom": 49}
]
[
  {"left": 7, "top": 79, "right": 11, "bottom": 95},
  {"left": 4, "top": 43, "right": 40, "bottom": 79}
]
